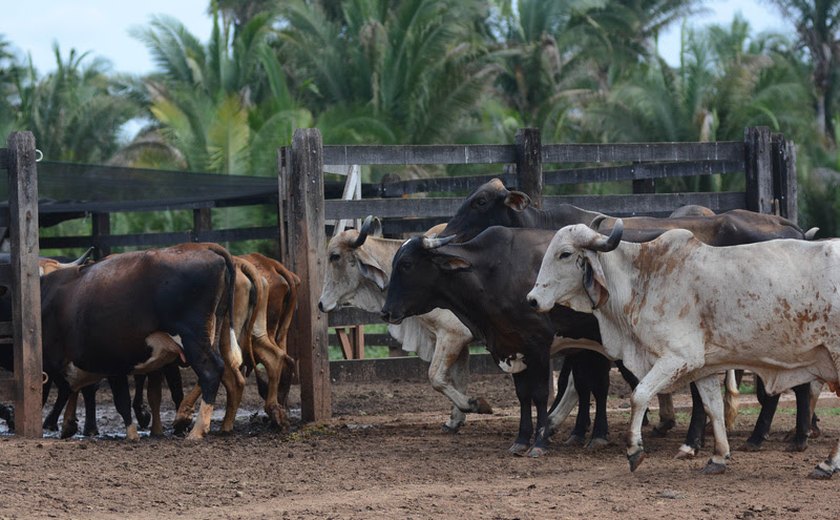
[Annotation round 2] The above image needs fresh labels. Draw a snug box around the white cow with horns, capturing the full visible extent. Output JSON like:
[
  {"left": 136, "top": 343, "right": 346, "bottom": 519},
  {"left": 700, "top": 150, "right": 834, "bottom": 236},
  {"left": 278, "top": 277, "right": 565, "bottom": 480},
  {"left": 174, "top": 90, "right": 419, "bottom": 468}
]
[{"left": 526, "top": 219, "right": 840, "bottom": 478}]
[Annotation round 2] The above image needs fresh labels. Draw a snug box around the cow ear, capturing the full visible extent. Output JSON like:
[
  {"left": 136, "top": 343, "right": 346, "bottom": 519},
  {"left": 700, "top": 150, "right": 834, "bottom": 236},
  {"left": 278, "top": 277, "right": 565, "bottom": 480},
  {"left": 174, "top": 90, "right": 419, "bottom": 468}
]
[
  {"left": 433, "top": 254, "right": 472, "bottom": 272},
  {"left": 354, "top": 249, "right": 388, "bottom": 290},
  {"left": 504, "top": 190, "right": 531, "bottom": 212},
  {"left": 582, "top": 251, "right": 609, "bottom": 309}
]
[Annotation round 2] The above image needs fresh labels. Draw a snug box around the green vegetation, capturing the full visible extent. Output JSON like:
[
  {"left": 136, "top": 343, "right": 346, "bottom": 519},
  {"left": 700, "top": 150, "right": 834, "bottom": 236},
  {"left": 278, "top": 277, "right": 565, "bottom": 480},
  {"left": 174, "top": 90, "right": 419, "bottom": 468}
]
[{"left": 3, "top": 0, "right": 840, "bottom": 238}]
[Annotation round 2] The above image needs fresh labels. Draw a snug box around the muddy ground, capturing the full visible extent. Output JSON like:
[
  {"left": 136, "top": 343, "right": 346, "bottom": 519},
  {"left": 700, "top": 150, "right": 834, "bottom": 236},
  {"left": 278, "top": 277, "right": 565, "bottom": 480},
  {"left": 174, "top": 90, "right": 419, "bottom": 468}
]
[{"left": 2, "top": 368, "right": 840, "bottom": 520}]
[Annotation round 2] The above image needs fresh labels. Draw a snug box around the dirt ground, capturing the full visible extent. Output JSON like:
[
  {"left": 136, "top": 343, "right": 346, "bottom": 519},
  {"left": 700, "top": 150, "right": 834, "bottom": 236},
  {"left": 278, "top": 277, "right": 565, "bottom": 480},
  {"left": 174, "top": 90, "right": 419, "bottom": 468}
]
[{"left": 2, "top": 369, "right": 840, "bottom": 520}]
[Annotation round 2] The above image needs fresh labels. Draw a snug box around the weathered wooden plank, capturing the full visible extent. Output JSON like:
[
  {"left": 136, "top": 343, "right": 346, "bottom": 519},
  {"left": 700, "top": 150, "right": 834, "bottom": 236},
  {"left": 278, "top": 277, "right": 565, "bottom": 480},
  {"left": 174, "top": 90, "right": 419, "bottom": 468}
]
[
  {"left": 542, "top": 141, "right": 744, "bottom": 163},
  {"left": 92, "top": 212, "right": 111, "bottom": 258},
  {"left": 329, "top": 353, "right": 500, "bottom": 383},
  {"left": 39, "top": 226, "right": 278, "bottom": 251},
  {"left": 771, "top": 133, "right": 797, "bottom": 222},
  {"left": 516, "top": 128, "right": 543, "bottom": 208},
  {"left": 542, "top": 192, "right": 747, "bottom": 216},
  {"left": 0, "top": 263, "right": 12, "bottom": 287},
  {"left": 375, "top": 173, "right": 516, "bottom": 197},
  {"left": 745, "top": 127, "right": 774, "bottom": 214},
  {"left": 323, "top": 145, "right": 516, "bottom": 165},
  {"left": 0, "top": 321, "right": 13, "bottom": 337},
  {"left": 544, "top": 160, "right": 742, "bottom": 185},
  {"left": 328, "top": 308, "right": 381, "bottom": 328},
  {"left": 326, "top": 198, "right": 464, "bottom": 220},
  {"left": 7, "top": 131, "right": 42, "bottom": 438},
  {"left": 286, "top": 129, "right": 331, "bottom": 422},
  {"left": 0, "top": 149, "right": 8, "bottom": 169}
]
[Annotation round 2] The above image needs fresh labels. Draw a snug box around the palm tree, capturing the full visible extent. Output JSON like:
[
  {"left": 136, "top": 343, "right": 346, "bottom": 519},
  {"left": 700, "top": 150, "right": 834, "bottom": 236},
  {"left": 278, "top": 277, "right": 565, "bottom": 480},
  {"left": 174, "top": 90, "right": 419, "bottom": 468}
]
[
  {"left": 766, "top": 0, "right": 840, "bottom": 142},
  {"left": 277, "top": 0, "right": 498, "bottom": 145}
]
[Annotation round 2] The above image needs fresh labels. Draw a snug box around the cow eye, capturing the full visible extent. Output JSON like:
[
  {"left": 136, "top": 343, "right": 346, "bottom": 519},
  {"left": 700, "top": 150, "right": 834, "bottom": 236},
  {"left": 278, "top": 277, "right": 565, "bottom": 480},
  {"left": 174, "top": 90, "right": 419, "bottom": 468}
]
[
  {"left": 474, "top": 196, "right": 487, "bottom": 207},
  {"left": 329, "top": 253, "right": 340, "bottom": 263},
  {"left": 558, "top": 251, "right": 572, "bottom": 260}
]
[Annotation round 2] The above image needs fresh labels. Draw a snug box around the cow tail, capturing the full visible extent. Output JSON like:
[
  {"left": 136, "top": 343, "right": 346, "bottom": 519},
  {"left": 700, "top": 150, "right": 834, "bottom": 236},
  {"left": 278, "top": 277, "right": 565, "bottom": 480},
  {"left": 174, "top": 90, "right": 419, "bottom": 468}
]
[
  {"left": 271, "top": 259, "right": 301, "bottom": 348},
  {"left": 235, "top": 258, "right": 261, "bottom": 373},
  {"left": 724, "top": 369, "right": 740, "bottom": 432},
  {"left": 205, "top": 244, "right": 237, "bottom": 343}
]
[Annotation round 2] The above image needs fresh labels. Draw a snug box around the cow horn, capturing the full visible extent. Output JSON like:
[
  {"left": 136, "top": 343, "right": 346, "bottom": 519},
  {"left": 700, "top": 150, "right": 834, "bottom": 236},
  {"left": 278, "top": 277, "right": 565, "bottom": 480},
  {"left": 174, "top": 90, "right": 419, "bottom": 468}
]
[
  {"left": 589, "top": 214, "right": 609, "bottom": 231},
  {"left": 56, "top": 247, "right": 94, "bottom": 268},
  {"left": 588, "top": 219, "right": 623, "bottom": 252},
  {"left": 422, "top": 234, "right": 456, "bottom": 249},
  {"left": 352, "top": 216, "right": 382, "bottom": 249}
]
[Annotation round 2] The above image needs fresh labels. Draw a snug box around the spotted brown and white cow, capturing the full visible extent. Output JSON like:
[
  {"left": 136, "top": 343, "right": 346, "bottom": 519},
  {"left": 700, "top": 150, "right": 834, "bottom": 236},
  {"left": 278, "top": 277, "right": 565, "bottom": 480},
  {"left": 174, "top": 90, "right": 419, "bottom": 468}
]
[{"left": 527, "top": 221, "right": 840, "bottom": 478}]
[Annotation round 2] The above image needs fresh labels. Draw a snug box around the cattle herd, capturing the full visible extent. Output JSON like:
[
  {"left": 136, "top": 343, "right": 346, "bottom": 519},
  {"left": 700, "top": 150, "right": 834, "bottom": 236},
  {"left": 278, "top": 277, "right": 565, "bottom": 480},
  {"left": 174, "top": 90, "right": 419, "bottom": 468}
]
[{"left": 1, "top": 177, "right": 839, "bottom": 481}]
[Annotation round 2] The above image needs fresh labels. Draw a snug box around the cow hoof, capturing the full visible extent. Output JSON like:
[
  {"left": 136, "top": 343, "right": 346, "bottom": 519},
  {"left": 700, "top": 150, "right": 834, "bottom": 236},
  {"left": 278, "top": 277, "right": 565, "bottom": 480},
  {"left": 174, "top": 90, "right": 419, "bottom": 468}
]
[
  {"left": 564, "top": 434, "right": 586, "bottom": 447},
  {"left": 674, "top": 444, "right": 696, "bottom": 460},
  {"left": 808, "top": 464, "right": 834, "bottom": 480},
  {"left": 737, "top": 441, "right": 762, "bottom": 452},
  {"left": 509, "top": 442, "right": 530, "bottom": 456},
  {"left": 82, "top": 425, "right": 99, "bottom": 437},
  {"left": 526, "top": 445, "right": 547, "bottom": 458},
  {"left": 172, "top": 418, "right": 191, "bottom": 437},
  {"left": 628, "top": 449, "right": 646, "bottom": 472},
  {"left": 43, "top": 419, "right": 59, "bottom": 432},
  {"left": 587, "top": 437, "right": 610, "bottom": 451},
  {"left": 135, "top": 405, "right": 152, "bottom": 430},
  {"left": 60, "top": 421, "right": 78, "bottom": 440},
  {"left": 150, "top": 428, "right": 165, "bottom": 438},
  {"left": 702, "top": 460, "right": 726, "bottom": 475},
  {"left": 811, "top": 425, "right": 822, "bottom": 439},
  {"left": 785, "top": 441, "right": 808, "bottom": 453},
  {"left": 470, "top": 398, "right": 493, "bottom": 414},
  {"left": 126, "top": 424, "right": 140, "bottom": 442},
  {"left": 441, "top": 423, "right": 461, "bottom": 434},
  {"left": 651, "top": 419, "right": 676, "bottom": 437}
]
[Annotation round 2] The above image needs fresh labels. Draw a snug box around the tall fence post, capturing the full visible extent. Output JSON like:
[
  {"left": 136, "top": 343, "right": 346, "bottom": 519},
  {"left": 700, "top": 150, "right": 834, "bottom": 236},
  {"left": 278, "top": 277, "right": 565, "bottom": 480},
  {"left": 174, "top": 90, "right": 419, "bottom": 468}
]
[
  {"left": 92, "top": 212, "right": 111, "bottom": 259},
  {"left": 192, "top": 208, "right": 212, "bottom": 243},
  {"left": 7, "top": 131, "right": 42, "bottom": 438},
  {"left": 744, "top": 126, "right": 774, "bottom": 214},
  {"left": 285, "top": 128, "right": 331, "bottom": 422},
  {"left": 515, "top": 128, "right": 543, "bottom": 208},
  {"left": 771, "top": 133, "right": 798, "bottom": 222}
]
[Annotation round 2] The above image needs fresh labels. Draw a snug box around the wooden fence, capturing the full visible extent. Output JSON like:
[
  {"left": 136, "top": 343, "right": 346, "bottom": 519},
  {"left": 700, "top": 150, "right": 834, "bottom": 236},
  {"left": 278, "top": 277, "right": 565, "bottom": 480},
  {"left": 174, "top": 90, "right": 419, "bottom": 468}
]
[
  {"left": 0, "top": 132, "right": 44, "bottom": 438},
  {"left": 278, "top": 126, "right": 797, "bottom": 422}
]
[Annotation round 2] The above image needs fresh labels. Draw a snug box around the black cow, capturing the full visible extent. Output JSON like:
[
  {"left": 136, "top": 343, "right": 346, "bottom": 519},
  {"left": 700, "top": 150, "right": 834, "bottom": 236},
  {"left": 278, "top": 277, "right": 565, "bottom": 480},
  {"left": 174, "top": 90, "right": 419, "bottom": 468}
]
[
  {"left": 439, "top": 178, "right": 820, "bottom": 455},
  {"left": 382, "top": 227, "right": 605, "bottom": 456},
  {"left": 41, "top": 242, "right": 236, "bottom": 441}
]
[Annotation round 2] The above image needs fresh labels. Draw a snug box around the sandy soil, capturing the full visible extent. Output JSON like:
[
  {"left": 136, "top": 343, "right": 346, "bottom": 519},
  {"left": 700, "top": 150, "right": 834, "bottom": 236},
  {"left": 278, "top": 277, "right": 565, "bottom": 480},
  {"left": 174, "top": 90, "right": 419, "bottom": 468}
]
[{"left": 2, "top": 369, "right": 840, "bottom": 520}]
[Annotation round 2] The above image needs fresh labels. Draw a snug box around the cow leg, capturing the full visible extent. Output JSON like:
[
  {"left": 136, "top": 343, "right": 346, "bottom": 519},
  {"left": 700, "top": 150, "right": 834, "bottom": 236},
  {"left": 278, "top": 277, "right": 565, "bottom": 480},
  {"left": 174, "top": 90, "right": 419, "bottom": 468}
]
[
  {"left": 132, "top": 374, "right": 152, "bottom": 430},
  {"left": 186, "top": 399, "right": 214, "bottom": 441},
  {"left": 653, "top": 394, "right": 676, "bottom": 435},
  {"left": 785, "top": 383, "right": 812, "bottom": 452},
  {"left": 740, "top": 377, "right": 777, "bottom": 451},
  {"left": 81, "top": 383, "right": 100, "bottom": 437},
  {"left": 164, "top": 363, "right": 184, "bottom": 410},
  {"left": 108, "top": 376, "right": 139, "bottom": 441},
  {"left": 526, "top": 356, "right": 551, "bottom": 457},
  {"left": 179, "top": 326, "right": 225, "bottom": 440},
  {"left": 693, "top": 374, "right": 731, "bottom": 474},
  {"left": 509, "top": 369, "right": 535, "bottom": 456},
  {"left": 809, "top": 380, "right": 822, "bottom": 439},
  {"left": 173, "top": 385, "right": 201, "bottom": 436},
  {"left": 147, "top": 371, "right": 164, "bottom": 437},
  {"left": 60, "top": 386, "right": 80, "bottom": 439},
  {"left": 566, "top": 353, "right": 592, "bottom": 446},
  {"left": 252, "top": 335, "right": 287, "bottom": 427},
  {"left": 676, "top": 383, "right": 707, "bottom": 459},
  {"left": 219, "top": 364, "right": 245, "bottom": 433},
  {"left": 627, "top": 356, "right": 695, "bottom": 472},
  {"left": 428, "top": 334, "right": 489, "bottom": 433},
  {"left": 616, "top": 360, "right": 659, "bottom": 431},
  {"left": 42, "top": 378, "right": 64, "bottom": 431},
  {"left": 587, "top": 354, "right": 611, "bottom": 450}
]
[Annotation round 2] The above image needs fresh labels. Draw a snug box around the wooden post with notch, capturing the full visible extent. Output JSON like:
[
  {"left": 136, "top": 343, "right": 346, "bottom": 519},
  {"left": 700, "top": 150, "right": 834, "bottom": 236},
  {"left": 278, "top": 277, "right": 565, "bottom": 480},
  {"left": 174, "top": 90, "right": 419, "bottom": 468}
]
[
  {"left": 284, "top": 129, "right": 331, "bottom": 422},
  {"left": 92, "top": 212, "right": 111, "bottom": 258},
  {"left": 744, "top": 126, "right": 774, "bottom": 215},
  {"left": 515, "top": 128, "right": 543, "bottom": 208},
  {"left": 192, "top": 207, "right": 212, "bottom": 242},
  {"left": 7, "top": 131, "right": 43, "bottom": 438},
  {"left": 770, "top": 133, "right": 797, "bottom": 222}
]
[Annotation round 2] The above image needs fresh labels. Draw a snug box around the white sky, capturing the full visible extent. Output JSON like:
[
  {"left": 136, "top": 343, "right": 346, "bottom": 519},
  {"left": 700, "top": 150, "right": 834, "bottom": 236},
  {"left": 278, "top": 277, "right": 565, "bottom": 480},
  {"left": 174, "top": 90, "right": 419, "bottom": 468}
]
[{"left": 2, "top": 0, "right": 792, "bottom": 76}]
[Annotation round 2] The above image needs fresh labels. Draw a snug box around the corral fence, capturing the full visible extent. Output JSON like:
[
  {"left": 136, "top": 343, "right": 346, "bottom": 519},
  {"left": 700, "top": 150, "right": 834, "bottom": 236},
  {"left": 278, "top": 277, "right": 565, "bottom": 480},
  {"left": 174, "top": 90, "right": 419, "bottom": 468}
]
[
  {"left": 0, "top": 126, "right": 796, "bottom": 432},
  {"left": 278, "top": 126, "right": 796, "bottom": 422}
]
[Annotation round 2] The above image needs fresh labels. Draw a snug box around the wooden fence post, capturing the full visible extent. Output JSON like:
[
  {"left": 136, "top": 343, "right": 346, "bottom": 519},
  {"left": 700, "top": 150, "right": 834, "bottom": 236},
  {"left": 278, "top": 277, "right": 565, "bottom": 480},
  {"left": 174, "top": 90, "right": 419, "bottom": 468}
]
[
  {"left": 515, "top": 128, "right": 543, "bottom": 208},
  {"left": 192, "top": 208, "right": 212, "bottom": 242},
  {"left": 7, "top": 131, "right": 42, "bottom": 438},
  {"left": 744, "top": 127, "right": 774, "bottom": 214},
  {"left": 92, "top": 212, "right": 111, "bottom": 258},
  {"left": 286, "top": 129, "right": 331, "bottom": 422},
  {"left": 771, "top": 133, "right": 798, "bottom": 222}
]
